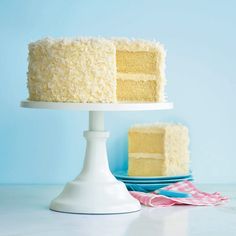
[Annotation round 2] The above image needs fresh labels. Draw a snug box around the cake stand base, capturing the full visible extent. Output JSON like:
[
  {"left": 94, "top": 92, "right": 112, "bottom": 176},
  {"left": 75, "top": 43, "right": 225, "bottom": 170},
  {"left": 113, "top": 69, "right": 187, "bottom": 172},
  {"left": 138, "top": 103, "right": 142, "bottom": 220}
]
[
  {"left": 49, "top": 111, "right": 141, "bottom": 214},
  {"left": 50, "top": 179, "right": 140, "bottom": 214},
  {"left": 21, "top": 101, "right": 173, "bottom": 214}
]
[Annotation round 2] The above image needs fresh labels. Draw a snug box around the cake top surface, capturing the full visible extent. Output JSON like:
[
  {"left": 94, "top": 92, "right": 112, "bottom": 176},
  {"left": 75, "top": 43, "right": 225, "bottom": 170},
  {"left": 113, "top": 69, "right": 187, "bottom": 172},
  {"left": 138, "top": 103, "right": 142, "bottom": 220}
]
[
  {"left": 28, "top": 37, "right": 115, "bottom": 53},
  {"left": 29, "top": 37, "right": 166, "bottom": 53},
  {"left": 129, "top": 123, "right": 188, "bottom": 132},
  {"left": 29, "top": 37, "right": 113, "bottom": 44},
  {"left": 113, "top": 37, "right": 166, "bottom": 53}
]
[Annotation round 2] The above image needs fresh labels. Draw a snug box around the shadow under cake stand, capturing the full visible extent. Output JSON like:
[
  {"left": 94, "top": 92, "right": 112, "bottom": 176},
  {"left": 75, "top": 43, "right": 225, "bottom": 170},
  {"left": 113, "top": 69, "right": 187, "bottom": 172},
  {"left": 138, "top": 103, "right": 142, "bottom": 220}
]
[{"left": 21, "top": 101, "right": 173, "bottom": 214}]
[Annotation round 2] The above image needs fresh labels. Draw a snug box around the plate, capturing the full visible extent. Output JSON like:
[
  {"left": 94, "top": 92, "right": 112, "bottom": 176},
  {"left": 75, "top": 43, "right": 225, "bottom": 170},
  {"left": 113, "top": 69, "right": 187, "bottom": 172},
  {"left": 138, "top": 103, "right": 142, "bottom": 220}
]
[
  {"left": 21, "top": 101, "right": 173, "bottom": 111},
  {"left": 114, "top": 170, "right": 192, "bottom": 180},
  {"left": 125, "top": 183, "right": 169, "bottom": 192},
  {"left": 118, "top": 177, "right": 193, "bottom": 184}
]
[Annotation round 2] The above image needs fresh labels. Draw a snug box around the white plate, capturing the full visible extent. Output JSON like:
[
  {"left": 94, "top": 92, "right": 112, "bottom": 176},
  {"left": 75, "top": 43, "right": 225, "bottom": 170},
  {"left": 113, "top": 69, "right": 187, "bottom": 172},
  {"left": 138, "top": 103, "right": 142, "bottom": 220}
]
[{"left": 21, "top": 100, "right": 173, "bottom": 111}]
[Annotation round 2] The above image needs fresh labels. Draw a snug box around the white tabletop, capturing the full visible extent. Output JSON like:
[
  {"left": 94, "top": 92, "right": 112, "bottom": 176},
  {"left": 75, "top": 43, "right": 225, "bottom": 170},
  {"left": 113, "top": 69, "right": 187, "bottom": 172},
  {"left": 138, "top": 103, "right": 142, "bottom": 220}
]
[{"left": 0, "top": 184, "right": 235, "bottom": 236}]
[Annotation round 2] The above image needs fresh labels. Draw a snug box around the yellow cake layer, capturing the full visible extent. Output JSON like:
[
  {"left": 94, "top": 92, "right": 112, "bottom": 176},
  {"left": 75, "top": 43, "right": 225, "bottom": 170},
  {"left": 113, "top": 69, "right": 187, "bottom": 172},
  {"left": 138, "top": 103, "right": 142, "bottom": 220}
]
[
  {"left": 117, "top": 80, "right": 157, "bottom": 102},
  {"left": 116, "top": 51, "right": 157, "bottom": 74},
  {"left": 128, "top": 157, "right": 164, "bottom": 176},
  {"left": 128, "top": 131, "right": 164, "bottom": 153}
]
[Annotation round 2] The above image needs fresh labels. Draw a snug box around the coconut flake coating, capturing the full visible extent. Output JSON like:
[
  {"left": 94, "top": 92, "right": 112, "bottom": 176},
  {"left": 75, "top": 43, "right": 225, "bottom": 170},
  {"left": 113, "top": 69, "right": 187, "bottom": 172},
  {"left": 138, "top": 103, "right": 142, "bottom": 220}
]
[
  {"left": 27, "top": 38, "right": 116, "bottom": 103},
  {"left": 27, "top": 37, "right": 167, "bottom": 103}
]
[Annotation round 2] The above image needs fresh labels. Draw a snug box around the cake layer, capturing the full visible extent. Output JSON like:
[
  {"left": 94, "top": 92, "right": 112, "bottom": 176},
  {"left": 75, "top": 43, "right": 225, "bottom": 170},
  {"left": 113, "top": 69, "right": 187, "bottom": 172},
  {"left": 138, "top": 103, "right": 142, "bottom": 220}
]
[
  {"left": 128, "top": 157, "right": 164, "bottom": 176},
  {"left": 128, "top": 131, "right": 164, "bottom": 153},
  {"left": 117, "top": 80, "right": 157, "bottom": 102},
  {"left": 116, "top": 51, "right": 157, "bottom": 74}
]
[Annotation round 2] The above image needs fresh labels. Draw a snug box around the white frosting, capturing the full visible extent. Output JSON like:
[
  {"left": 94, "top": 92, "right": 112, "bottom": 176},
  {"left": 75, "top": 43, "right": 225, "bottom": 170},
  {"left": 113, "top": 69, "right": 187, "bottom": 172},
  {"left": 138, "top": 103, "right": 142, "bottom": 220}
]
[
  {"left": 129, "top": 153, "right": 164, "bottom": 159},
  {"left": 28, "top": 37, "right": 116, "bottom": 103},
  {"left": 129, "top": 122, "right": 188, "bottom": 133},
  {"left": 117, "top": 73, "right": 156, "bottom": 81},
  {"left": 113, "top": 37, "right": 165, "bottom": 52},
  {"left": 27, "top": 37, "right": 167, "bottom": 103}
]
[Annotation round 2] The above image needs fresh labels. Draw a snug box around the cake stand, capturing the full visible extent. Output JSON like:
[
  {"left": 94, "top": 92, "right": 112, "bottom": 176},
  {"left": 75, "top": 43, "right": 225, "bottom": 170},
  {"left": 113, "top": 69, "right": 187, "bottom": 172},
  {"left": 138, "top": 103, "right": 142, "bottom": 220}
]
[{"left": 21, "top": 101, "right": 173, "bottom": 214}]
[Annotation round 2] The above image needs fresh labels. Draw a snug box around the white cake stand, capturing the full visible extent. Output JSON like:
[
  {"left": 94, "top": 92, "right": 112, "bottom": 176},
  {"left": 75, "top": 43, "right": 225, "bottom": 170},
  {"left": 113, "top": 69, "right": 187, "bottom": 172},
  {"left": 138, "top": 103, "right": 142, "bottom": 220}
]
[{"left": 21, "top": 101, "right": 173, "bottom": 214}]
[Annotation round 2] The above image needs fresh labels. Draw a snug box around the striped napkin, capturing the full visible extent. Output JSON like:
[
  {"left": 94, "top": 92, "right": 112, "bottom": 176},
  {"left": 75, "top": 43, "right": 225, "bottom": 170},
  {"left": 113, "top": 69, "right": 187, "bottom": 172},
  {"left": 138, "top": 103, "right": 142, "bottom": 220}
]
[{"left": 129, "top": 180, "right": 228, "bottom": 207}]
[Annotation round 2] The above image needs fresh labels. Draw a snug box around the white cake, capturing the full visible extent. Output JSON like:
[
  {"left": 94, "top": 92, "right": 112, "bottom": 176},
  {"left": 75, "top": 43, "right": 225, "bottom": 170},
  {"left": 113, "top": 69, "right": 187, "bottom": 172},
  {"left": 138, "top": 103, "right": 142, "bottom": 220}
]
[{"left": 27, "top": 37, "right": 166, "bottom": 103}]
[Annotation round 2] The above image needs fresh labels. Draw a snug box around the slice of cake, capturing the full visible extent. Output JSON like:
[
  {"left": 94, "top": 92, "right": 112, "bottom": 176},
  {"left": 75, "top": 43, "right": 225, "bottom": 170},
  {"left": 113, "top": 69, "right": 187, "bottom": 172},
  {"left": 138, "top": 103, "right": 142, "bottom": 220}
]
[
  {"left": 27, "top": 37, "right": 166, "bottom": 103},
  {"left": 128, "top": 123, "right": 190, "bottom": 176}
]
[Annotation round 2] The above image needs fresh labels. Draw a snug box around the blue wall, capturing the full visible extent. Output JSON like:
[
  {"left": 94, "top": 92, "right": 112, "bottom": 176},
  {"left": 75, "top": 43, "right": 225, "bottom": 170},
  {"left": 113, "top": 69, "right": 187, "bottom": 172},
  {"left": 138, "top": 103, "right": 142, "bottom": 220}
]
[{"left": 0, "top": 0, "right": 235, "bottom": 184}]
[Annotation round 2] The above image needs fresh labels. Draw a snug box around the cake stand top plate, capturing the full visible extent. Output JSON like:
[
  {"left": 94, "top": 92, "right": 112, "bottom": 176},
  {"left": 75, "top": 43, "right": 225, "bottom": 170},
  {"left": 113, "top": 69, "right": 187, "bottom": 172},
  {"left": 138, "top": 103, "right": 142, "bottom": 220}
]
[{"left": 21, "top": 100, "right": 173, "bottom": 111}]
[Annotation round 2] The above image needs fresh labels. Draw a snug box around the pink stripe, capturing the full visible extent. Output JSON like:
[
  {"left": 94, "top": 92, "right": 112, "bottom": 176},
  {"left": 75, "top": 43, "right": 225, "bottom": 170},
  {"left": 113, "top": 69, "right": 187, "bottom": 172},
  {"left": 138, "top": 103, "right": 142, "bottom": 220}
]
[{"left": 129, "top": 181, "right": 228, "bottom": 207}]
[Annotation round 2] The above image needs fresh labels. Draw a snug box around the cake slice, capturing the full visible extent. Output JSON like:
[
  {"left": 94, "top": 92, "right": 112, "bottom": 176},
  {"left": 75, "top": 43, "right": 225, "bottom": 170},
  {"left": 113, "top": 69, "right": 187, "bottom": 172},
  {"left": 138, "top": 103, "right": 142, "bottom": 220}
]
[
  {"left": 128, "top": 123, "right": 190, "bottom": 176},
  {"left": 114, "top": 39, "right": 166, "bottom": 102}
]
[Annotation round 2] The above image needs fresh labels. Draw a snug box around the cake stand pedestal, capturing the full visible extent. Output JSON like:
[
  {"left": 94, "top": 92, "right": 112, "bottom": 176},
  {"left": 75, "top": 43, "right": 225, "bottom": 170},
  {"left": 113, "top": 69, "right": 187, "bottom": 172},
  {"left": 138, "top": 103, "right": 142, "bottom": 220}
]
[{"left": 21, "top": 101, "right": 173, "bottom": 214}]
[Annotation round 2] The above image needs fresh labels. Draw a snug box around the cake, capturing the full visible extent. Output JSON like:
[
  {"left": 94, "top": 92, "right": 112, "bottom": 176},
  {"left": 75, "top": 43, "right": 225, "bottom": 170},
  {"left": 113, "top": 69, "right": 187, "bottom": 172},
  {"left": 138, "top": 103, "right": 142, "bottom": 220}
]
[
  {"left": 27, "top": 37, "right": 166, "bottom": 103},
  {"left": 128, "top": 123, "right": 190, "bottom": 176}
]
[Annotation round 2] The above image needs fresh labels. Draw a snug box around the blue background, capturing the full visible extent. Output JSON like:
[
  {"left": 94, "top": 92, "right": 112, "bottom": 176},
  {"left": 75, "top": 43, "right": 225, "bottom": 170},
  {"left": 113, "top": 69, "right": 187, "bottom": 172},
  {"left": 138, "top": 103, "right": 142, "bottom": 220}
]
[{"left": 0, "top": 0, "right": 235, "bottom": 184}]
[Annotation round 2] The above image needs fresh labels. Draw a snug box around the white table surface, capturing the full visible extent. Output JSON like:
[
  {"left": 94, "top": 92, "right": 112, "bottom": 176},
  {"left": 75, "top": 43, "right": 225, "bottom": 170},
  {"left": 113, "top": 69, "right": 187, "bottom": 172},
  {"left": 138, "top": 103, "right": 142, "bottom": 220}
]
[{"left": 0, "top": 184, "right": 235, "bottom": 236}]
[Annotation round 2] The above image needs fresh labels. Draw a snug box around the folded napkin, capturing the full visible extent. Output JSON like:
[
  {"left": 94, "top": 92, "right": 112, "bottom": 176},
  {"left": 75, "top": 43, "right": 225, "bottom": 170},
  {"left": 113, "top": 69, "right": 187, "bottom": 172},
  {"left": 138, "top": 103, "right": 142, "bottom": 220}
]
[{"left": 130, "top": 180, "right": 228, "bottom": 207}]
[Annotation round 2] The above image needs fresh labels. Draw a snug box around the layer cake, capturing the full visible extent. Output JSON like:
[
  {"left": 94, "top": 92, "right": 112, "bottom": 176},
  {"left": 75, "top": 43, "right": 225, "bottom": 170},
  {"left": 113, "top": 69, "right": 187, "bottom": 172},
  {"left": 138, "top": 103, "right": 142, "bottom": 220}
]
[
  {"left": 128, "top": 123, "right": 190, "bottom": 176},
  {"left": 27, "top": 37, "right": 166, "bottom": 103}
]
